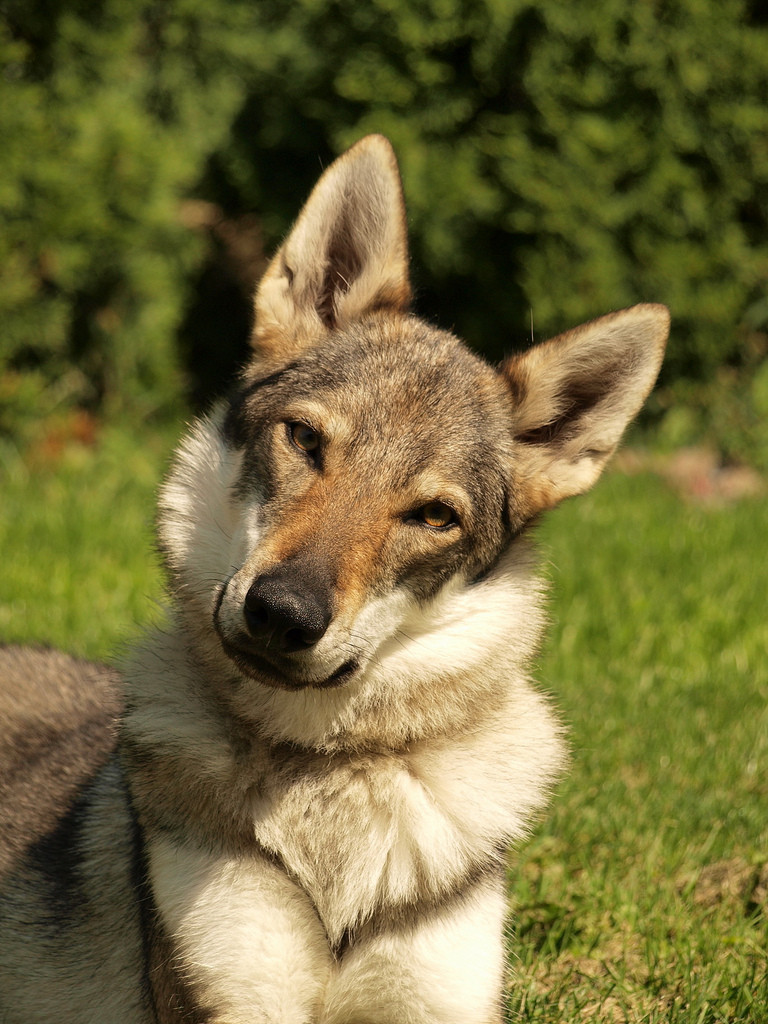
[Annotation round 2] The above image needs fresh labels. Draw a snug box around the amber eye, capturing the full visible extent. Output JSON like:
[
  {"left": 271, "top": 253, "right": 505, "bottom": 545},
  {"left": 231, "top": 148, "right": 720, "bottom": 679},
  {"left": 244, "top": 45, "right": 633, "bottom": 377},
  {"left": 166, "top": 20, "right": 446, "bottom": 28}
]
[
  {"left": 288, "top": 422, "right": 320, "bottom": 454},
  {"left": 415, "top": 501, "right": 457, "bottom": 530}
]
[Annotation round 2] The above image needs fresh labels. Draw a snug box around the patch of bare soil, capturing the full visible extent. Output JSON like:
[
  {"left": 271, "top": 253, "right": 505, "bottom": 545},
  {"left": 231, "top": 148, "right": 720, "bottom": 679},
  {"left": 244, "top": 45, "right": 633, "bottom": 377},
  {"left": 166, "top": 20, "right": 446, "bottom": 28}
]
[
  {"left": 615, "top": 447, "right": 765, "bottom": 503},
  {"left": 689, "top": 856, "right": 768, "bottom": 912}
]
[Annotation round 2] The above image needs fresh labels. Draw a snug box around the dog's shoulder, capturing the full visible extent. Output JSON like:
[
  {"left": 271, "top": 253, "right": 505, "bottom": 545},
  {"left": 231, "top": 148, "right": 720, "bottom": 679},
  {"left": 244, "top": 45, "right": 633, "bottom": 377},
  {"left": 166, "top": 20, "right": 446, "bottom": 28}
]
[{"left": 0, "top": 645, "right": 123, "bottom": 877}]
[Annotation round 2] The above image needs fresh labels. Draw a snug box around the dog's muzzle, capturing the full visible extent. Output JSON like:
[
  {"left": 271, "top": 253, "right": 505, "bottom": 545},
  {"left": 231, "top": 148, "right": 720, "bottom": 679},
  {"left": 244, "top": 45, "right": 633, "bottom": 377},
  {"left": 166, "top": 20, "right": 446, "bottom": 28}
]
[{"left": 215, "top": 558, "right": 358, "bottom": 690}]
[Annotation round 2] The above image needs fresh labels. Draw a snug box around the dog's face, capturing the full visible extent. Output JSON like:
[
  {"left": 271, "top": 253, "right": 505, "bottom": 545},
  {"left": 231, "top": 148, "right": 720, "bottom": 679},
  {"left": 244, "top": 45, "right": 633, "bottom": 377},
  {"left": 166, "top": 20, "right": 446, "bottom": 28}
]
[
  {"left": 212, "top": 315, "right": 515, "bottom": 691},
  {"left": 158, "top": 135, "right": 668, "bottom": 717}
]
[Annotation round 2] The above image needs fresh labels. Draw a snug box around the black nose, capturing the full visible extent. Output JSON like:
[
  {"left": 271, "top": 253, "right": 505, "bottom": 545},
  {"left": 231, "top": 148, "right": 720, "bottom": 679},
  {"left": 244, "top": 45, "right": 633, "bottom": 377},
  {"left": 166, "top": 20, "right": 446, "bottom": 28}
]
[{"left": 243, "top": 566, "right": 333, "bottom": 652}]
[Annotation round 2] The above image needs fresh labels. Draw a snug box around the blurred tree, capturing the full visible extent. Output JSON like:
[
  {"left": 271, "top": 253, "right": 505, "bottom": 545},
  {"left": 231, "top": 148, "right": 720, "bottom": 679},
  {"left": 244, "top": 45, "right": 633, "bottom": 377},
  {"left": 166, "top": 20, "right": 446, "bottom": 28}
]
[
  {"left": 204, "top": 0, "right": 768, "bottom": 375},
  {"left": 0, "top": 0, "right": 255, "bottom": 426}
]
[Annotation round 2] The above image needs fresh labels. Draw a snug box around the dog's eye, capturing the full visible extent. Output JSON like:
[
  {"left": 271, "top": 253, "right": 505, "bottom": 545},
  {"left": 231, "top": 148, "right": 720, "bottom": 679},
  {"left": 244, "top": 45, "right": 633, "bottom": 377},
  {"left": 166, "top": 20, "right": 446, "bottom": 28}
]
[
  {"left": 414, "top": 501, "right": 457, "bottom": 530},
  {"left": 288, "top": 422, "right": 320, "bottom": 455}
]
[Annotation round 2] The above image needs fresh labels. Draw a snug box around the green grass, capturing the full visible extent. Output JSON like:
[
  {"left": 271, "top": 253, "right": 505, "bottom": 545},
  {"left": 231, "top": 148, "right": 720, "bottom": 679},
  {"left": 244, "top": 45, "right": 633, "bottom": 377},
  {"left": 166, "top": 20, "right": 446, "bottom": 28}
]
[
  {"left": 0, "top": 424, "right": 173, "bottom": 657},
  {"left": 1, "top": 427, "right": 766, "bottom": 1022},
  {"left": 512, "top": 472, "right": 768, "bottom": 1022}
]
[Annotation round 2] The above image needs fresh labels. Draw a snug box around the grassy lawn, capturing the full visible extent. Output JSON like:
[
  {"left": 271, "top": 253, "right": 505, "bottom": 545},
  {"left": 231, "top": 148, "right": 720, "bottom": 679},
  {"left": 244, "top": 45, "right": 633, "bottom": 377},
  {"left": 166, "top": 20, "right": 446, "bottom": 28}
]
[
  {"left": 1, "top": 425, "right": 766, "bottom": 1022},
  {"left": 0, "top": 423, "right": 173, "bottom": 657},
  {"left": 514, "top": 473, "right": 767, "bottom": 1021}
]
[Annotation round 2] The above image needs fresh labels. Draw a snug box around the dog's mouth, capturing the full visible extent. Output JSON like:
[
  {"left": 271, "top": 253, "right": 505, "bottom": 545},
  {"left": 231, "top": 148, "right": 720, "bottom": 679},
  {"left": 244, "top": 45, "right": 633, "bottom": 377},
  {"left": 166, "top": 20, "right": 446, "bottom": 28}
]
[
  {"left": 212, "top": 576, "right": 362, "bottom": 691},
  {"left": 219, "top": 634, "right": 358, "bottom": 692}
]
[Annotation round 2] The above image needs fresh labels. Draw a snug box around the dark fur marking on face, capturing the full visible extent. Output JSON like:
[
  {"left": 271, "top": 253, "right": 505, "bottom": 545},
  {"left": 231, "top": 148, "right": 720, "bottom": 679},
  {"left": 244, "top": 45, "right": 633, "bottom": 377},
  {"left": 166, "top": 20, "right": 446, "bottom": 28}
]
[
  {"left": 472, "top": 492, "right": 548, "bottom": 583},
  {"left": 223, "top": 358, "right": 359, "bottom": 456},
  {"left": 222, "top": 362, "right": 302, "bottom": 448}
]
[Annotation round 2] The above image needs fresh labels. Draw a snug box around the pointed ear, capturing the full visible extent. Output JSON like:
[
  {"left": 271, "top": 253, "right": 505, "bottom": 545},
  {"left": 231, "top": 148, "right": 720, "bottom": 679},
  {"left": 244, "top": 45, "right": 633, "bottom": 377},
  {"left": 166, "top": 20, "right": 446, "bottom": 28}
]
[
  {"left": 251, "top": 134, "right": 411, "bottom": 362},
  {"left": 501, "top": 303, "right": 669, "bottom": 520}
]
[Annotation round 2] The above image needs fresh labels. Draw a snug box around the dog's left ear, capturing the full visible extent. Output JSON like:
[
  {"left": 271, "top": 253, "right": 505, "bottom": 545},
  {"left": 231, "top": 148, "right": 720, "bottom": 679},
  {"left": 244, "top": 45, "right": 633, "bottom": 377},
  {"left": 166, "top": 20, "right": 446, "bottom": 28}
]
[
  {"left": 501, "top": 303, "right": 669, "bottom": 522},
  {"left": 252, "top": 135, "right": 411, "bottom": 362}
]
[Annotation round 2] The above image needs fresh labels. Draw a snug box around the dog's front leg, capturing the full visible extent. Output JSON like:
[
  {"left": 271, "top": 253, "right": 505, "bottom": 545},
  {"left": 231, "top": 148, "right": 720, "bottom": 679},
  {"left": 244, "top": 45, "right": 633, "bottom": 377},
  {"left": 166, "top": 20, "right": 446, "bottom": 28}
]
[
  {"left": 319, "top": 878, "right": 508, "bottom": 1024},
  {"left": 147, "top": 836, "right": 333, "bottom": 1024}
]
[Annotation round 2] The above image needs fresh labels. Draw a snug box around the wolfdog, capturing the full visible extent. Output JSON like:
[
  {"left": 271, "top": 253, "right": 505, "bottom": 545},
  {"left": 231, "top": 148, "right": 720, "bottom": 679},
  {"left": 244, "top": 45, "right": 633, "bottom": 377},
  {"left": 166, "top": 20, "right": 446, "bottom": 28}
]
[{"left": 0, "top": 135, "right": 668, "bottom": 1023}]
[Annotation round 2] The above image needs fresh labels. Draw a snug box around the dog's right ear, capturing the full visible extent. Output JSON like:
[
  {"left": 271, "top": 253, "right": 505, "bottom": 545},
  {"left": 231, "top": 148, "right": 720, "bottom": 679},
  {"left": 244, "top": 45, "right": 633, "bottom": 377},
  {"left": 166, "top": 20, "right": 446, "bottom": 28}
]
[{"left": 252, "top": 135, "right": 411, "bottom": 363}]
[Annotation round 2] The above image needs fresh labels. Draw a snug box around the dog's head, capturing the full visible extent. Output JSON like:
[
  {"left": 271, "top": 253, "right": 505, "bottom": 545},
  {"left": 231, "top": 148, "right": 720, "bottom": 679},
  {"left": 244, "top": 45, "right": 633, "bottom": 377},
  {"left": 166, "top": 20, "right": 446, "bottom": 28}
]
[{"left": 158, "top": 136, "right": 668, "bottom": 736}]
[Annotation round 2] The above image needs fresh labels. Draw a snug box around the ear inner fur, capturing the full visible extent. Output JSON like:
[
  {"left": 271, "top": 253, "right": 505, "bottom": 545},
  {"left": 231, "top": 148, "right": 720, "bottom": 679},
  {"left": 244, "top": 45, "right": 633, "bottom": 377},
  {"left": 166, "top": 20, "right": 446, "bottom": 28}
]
[
  {"left": 252, "top": 135, "right": 412, "bottom": 363},
  {"left": 501, "top": 303, "right": 669, "bottom": 519}
]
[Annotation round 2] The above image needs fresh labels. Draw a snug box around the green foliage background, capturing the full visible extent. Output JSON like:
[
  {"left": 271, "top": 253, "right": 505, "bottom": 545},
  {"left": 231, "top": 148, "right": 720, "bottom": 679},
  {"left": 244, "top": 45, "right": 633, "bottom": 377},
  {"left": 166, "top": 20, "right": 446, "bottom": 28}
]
[{"left": 2, "top": 0, "right": 767, "bottom": 461}]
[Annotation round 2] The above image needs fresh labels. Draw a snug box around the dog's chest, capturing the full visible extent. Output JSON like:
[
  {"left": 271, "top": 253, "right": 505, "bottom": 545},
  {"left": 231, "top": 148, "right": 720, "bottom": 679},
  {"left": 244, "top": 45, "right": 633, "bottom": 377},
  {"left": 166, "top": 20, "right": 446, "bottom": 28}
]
[
  {"left": 249, "top": 744, "right": 509, "bottom": 944},
  {"left": 147, "top": 744, "right": 512, "bottom": 1023}
]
